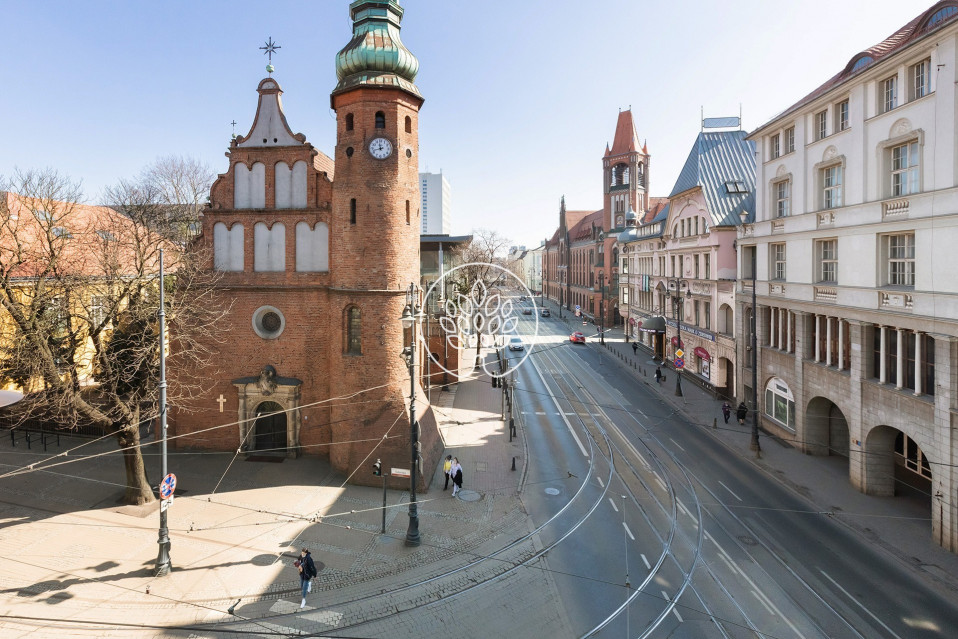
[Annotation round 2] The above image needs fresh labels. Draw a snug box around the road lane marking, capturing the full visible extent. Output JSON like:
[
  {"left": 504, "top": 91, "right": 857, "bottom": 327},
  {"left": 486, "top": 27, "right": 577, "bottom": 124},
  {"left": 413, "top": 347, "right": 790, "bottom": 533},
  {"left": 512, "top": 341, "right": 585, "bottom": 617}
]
[
  {"left": 641, "top": 554, "right": 651, "bottom": 570},
  {"left": 651, "top": 471, "right": 667, "bottom": 492},
  {"left": 662, "top": 591, "right": 684, "bottom": 622},
  {"left": 718, "top": 481, "right": 743, "bottom": 502},
  {"left": 752, "top": 590, "right": 775, "bottom": 615},
  {"left": 668, "top": 437, "right": 685, "bottom": 452},
  {"left": 676, "top": 498, "right": 699, "bottom": 525},
  {"left": 608, "top": 497, "right": 618, "bottom": 512},
  {"left": 623, "top": 522, "right": 635, "bottom": 540},
  {"left": 528, "top": 354, "right": 589, "bottom": 457},
  {"left": 596, "top": 476, "right": 604, "bottom": 487},
  {"left": 820, "top": 570, "right": 903, "bottom": 639},
  {"left": 535, "top": 411, "right": 546, "bottom": 415}
]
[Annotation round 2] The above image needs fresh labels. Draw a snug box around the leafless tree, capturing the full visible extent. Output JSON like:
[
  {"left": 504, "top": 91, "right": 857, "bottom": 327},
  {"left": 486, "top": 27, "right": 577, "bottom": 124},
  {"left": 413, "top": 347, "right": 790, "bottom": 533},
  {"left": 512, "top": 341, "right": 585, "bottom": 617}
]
[{"left": 0, "top": 162, "right": 226, "bottom": 505}]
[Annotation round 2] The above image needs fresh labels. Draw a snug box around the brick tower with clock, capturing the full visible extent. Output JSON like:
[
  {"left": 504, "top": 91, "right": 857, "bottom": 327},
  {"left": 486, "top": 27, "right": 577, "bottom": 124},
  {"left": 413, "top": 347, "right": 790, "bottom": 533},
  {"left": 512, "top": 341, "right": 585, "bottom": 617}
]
[{"left": 169, "top": 0, "right": 441, "bottom": 490}]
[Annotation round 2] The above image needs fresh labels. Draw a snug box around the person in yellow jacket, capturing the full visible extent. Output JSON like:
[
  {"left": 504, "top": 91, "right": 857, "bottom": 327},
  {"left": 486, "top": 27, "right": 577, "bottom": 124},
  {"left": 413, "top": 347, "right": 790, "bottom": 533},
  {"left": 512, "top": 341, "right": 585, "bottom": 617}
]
[{"left": 443, "top": 455, "right": 452, "bottom": 491}]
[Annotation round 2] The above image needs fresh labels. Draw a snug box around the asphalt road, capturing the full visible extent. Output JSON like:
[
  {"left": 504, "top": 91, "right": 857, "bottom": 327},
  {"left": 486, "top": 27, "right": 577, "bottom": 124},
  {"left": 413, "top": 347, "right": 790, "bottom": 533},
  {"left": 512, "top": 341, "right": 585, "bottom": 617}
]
[{"left": 511, "top": 305, "right": 958, "bottom": 638}]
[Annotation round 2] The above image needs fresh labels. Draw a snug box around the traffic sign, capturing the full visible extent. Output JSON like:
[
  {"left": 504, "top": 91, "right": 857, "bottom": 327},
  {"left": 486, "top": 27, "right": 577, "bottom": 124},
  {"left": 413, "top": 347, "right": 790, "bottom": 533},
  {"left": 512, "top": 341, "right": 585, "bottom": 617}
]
[
  {"left": 575, "top": 305, "right": 580, "bottom": 310},
  {"left": 391, "top": 467, "right": 411, "bottom": 478},
  {"left": 159, "top": 473, "right": 177, "bottom": 499},
  {"left": 675, "top": 349, "right": 684, "bottom": 359},
  {"left": 161, "top": 496, "right": 173, "bottom": 512},
  {"left": 674, "top": 357, "right": 685, "bottom": 369}
]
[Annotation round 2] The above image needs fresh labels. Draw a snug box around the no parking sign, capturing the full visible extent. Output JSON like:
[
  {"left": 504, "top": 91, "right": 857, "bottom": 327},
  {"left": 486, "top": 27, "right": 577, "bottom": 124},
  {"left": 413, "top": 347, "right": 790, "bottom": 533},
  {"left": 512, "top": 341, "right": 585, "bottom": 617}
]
[{"left": 160, "top": 473, "right": 177, "bottom": 499}]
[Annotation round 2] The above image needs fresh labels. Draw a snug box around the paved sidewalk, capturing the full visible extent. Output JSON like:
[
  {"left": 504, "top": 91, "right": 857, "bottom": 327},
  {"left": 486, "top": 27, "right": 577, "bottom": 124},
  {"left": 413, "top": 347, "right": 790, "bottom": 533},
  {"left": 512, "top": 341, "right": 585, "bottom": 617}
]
[
  {"left": 0, "top": 366, "right": 571, "bottom": 639},
  {"left": 538, "top": 294, "right": 958, "bottom": 601}
]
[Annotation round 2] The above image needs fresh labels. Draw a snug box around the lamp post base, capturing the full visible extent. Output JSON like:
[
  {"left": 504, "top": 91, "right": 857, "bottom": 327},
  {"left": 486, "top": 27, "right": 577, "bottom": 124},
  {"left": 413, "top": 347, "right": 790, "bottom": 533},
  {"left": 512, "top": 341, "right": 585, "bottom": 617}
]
[{"left": 404, "top": 516, "right": 421, "bottom": 547}]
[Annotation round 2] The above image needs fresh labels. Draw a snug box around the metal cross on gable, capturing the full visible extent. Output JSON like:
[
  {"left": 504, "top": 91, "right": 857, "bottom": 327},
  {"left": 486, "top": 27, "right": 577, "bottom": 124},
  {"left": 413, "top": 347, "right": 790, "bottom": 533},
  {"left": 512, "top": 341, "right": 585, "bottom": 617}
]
[{"left": 260, "top": 37, "right": 281, "bottom": 62}]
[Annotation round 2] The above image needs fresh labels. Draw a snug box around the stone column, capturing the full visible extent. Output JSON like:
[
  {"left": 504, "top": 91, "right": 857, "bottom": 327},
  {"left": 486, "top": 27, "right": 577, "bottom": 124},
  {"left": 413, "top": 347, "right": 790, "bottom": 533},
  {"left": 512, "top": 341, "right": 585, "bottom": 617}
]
[
  {"left": 826, "top": 316, "right": 833, "bottom": 367},
  {"left": 931, "top": 335, "right": 956, "bottom": 551},
  {"left": 879, "top": 326, "right": 887, "bottom": 384},
  {"left": 814, "top": 315, "right": 821, "bottom": 362},
  {"left": 915, "top": 333, "right": 922, "bottom": 396},
  {"left": 847, "top": 321, "right": 867, "bottom": 492},
  {"left": 779, "top": 308, "right": 785, "bottom": 350},
  {"left": 896, "top": 328, "right": 905, "bottom": 390},
  {"left": 792, "top": 311, "right": 809, "bottom": 452},
  {"left": 786, "top": 311, "right": 793, "bottom": 353},
  {"left": 838, "top": 319, "right": 845, "bottom": 370}
]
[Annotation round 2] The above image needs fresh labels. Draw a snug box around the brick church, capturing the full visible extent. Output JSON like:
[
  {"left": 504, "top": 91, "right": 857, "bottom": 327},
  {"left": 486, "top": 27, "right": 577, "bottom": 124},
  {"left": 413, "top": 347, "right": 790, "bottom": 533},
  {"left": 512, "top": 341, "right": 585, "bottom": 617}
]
[{"left": 170, "top": 0, "right": 441, "bottom": 489}]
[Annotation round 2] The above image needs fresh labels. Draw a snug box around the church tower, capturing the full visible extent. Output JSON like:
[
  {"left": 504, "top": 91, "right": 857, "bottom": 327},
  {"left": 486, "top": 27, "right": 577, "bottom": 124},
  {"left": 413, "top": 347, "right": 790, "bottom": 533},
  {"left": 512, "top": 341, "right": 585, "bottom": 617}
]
[
  {"left": 169, "top": 0, "right": 440, "bottom": 491},
  {"left": 603, "top": 110, "right": 650, "bottom": 229}
]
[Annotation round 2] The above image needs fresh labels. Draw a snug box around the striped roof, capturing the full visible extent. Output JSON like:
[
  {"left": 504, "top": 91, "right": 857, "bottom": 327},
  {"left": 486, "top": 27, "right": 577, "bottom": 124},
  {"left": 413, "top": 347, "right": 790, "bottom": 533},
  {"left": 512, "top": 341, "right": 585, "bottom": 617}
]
[{"left": 669, "top": 130, "right": 755, "bottom": 226}]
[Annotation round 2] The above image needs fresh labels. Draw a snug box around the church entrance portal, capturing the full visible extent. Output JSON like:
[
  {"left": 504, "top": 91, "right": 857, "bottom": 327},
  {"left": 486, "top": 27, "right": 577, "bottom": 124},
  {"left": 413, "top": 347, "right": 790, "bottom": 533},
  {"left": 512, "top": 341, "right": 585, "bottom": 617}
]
[{"left": 254, "top": 401, "right": 287, "bottom": 452}]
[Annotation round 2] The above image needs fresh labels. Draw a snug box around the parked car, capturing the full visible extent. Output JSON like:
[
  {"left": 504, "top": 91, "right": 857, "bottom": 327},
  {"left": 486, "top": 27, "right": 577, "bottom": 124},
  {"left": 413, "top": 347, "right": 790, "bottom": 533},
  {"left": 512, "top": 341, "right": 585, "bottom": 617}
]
[
  {"left": 508, "top": 337, "right": 525, "bottom": 351},
  {"left": 541, "top": 309, "right": 551, "bottom": 317},
  {"left": 570, "top": 331, "right": 586, "bottom": 344},
  {"left": 522, "top": 308, "right": 532, "bottom": 315}
]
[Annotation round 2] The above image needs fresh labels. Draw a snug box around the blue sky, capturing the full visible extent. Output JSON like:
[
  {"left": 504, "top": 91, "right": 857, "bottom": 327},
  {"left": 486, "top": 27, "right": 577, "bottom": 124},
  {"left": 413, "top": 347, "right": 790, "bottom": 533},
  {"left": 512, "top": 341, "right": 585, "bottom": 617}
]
[{"left": 1, "top": 1, "right": 925, "bottom": 248}]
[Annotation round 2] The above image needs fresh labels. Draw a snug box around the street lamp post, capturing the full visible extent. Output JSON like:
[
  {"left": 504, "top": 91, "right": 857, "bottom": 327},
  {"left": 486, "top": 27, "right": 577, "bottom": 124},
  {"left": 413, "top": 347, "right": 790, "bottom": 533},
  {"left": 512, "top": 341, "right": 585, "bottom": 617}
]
[
  {"left": 599, "top": 272, "right": 605, "bottom": 344},
  {"left": 154, "top": 249, "right": 171, "bottom": 576},
  {"left": 667, "top": 278, "right": 691, "bottom": 397},
  {"left": 400, "top": 284, "right": 423, "bottom": 546},
  {"left": 740, "top": 211, "right": 761, "bottom": 454}
]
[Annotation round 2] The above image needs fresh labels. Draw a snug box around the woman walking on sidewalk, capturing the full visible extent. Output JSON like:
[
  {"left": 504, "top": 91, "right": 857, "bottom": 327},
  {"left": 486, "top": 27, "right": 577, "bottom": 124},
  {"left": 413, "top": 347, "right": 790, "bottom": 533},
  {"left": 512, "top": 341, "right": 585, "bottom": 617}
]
[
  {"left": 451, "top": 457, "right": 463, "bottom": 497},
  {"left": 443, "top": 455, "right": 452, "bottom": 490}
]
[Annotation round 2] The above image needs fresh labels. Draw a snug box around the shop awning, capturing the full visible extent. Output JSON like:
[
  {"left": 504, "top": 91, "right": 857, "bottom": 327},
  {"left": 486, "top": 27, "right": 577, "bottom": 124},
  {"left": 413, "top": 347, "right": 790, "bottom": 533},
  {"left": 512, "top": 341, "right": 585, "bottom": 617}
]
[
  {"left": 694, "top": 346, "right": 711, "bottom": 362},
  {"left": 640, "top": 316, "right": 666, "bottom": 333}
]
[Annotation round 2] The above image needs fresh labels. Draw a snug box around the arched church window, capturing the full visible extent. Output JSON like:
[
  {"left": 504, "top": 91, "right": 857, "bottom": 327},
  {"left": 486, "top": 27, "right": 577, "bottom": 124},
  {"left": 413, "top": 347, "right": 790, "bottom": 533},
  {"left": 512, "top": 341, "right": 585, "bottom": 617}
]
[
  {"left": 346, "top": 113, "right": 354, "bottom": 131},
  {"left": 253, "top": 222, "right": 285, "bottom": 272},
  {"left": 637, "top": 163, "right": 645, "bottom": 187},
  {"left": 346, "top": 306, "right": 362, "bottom": 354},
  {"left": 404, "top": 116, "right": 412, "bottom": 133},
  {"left": 295, "top": 222, "right": 329, "bottom": 272},
  {"left": 375, "top": 111, "right": 386, "bottom": 129},
  {"left": 213, "top": 222, "right": 244, "bottom": 271}
]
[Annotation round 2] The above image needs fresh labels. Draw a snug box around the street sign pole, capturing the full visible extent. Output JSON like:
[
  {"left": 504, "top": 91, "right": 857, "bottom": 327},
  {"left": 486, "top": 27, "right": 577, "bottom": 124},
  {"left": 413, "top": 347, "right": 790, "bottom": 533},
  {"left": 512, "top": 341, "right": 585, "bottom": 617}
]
[{"left": 155, "top": 249, "right": 172, "bottom": 577}]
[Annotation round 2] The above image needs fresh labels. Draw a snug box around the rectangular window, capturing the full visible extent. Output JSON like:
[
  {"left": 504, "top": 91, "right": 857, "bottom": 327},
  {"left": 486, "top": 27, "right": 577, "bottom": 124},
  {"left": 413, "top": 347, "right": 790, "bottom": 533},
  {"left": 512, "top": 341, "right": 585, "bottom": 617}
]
[
  {"left": 742, "top": 246, "right": 756, "bottom": 279},
  {"left": 891, "top": 141, "right": 920, "bottom": 196},
  {"left": 886, "top": 233, "right": 915, "bottom": 287},
  {"left": 822, "top": 165, "right": 843, "bottom": 209},
  {"left": 771, "top": 243, "right": 786, "bottom": 280},
  {"left": 784, "top": 126, "right": 795, "bottom": 153},
  {"left": 770, "top": 134, "right": 780, "bottom": 159},
  {"left": 694, "top": 255, "right": 700, "bottom": 278},
  {"left": 622, "top": 286, "right": 629, "bottom": 305},
  {"left": 704, "top": 254, "right": 710, "bottom": 279},
  {"left": 817, "top": 239, "right": 837, "bottom": 283},
  {"left": 882, "top": 75, "right": 898, "bottom": 112},
  {"left": 911, "top": 58, "right": 930, "bottom": 100},
  {"left": 90, "top": 295, "right": 107, "bottom": 327},
  {"left": 704, "top": 301, "right": 710, "bottom": 329},
  {"left": 775, "top": 180, "right": 790, "bottom": 218},
  {"left": 694, "top": 300, "right": 700, "bottom": 326},
  {"left": 816, "top": 110, "right": 827, "bottom": 140},
  {"left": 837, "top": 100, "right": 849, "bottom": 131}
]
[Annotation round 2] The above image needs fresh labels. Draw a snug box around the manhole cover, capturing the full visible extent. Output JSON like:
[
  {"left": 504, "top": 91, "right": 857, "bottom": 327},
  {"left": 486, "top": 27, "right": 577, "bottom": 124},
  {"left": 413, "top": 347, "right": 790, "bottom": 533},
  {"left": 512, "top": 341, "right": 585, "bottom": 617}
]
[
  {"left": 457, "top": 489, "right": 480, "bottom": 502},
  {"left": 544, "top": 487, "right": 561, "bottom": 496},
  {"left": 738, "top": 535, "right": 759, "bottom": 546}
]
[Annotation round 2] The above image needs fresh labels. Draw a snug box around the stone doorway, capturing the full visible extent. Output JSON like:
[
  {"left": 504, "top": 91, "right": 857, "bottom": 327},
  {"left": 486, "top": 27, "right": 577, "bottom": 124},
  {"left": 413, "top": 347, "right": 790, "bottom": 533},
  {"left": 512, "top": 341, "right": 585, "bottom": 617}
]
[{"left": 253, "top": 401, "right": 287, "bottom": 452}]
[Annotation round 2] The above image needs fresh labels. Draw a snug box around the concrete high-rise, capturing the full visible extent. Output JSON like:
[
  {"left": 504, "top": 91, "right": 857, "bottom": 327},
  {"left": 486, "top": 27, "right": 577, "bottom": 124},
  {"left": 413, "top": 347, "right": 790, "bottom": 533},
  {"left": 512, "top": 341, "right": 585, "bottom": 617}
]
[{"left": 420, "top": 171, "right": 451, "bottom": 235}]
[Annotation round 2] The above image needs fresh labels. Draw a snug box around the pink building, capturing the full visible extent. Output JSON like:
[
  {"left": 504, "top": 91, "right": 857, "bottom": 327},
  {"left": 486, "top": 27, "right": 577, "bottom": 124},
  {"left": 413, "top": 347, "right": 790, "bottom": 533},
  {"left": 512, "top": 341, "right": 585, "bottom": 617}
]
[{"left": 618, "top": 121, "right": 754, "bottom": 400}]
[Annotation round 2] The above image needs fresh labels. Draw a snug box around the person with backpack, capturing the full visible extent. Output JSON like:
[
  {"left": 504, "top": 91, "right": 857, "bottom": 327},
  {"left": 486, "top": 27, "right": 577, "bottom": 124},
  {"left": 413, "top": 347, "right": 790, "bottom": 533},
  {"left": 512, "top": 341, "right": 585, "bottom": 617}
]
[
  {"left": 297, "top": 547, "right": 318, "bottom": 608},
  {"left": 736, "top": 401, "right": 748, "bottom": 425},
  {"left": 451, "top": 457, "right": 463, "bottom": 497}
]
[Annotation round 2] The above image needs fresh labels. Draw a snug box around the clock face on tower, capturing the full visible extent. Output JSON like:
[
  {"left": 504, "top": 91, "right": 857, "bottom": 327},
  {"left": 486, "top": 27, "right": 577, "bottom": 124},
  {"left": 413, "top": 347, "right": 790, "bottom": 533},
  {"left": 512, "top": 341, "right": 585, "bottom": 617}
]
[{"left": 369, "top": 137, "right": 393, "bottom": 159}]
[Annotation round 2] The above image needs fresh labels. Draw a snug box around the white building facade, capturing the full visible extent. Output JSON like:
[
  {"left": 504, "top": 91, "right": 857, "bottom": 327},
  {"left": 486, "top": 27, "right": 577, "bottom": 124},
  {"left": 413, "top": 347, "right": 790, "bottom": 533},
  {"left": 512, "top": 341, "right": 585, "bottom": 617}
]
[
  {"left": 420, "top": 171, "right": 451, "bottom": 235},
  {"left": 740, "top": 1, "right": 958, "bottom": 551}
]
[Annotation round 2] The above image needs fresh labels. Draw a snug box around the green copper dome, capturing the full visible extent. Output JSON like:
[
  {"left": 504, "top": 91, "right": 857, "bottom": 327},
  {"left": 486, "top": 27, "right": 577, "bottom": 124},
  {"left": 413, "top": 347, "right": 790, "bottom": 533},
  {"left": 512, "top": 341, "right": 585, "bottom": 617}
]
[{"left": 333, "top": 0, "right": 421, "bottom": 99}]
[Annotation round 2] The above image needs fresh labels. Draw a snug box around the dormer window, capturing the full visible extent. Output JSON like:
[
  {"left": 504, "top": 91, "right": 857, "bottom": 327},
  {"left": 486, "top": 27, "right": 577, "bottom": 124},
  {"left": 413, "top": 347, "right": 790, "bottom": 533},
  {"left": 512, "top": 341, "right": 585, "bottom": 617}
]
[
  {"left": 375, "top": 111, "right": 386, "bottom": 129},
  {"left": 925, "top": 5, "right": 958, "bottom": 30},
  {"left": 725, "top": 180, "right": 748, "bottom": 194},
  {"left": 52, "top": 227, "right": 72, "bottom": 239},
  {"left": 850, "top": 55, "right": 874, "bottom": 73},
  {"left": 96, "top": 229, "right": 116, "bottom": 241}
]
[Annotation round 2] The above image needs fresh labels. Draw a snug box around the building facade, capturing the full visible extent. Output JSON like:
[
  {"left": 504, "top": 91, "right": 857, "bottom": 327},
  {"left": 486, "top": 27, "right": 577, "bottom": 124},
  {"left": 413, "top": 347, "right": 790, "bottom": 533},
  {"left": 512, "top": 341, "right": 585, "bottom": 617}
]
[
  {"left": 419, "top": 171, "right": 451, "bottom": 235},
  {"left": 170, "top": 0, "right": 442, "bottom": 489},
  {"left": 740, "top": 1, "right": 958, "bottom": 549}
]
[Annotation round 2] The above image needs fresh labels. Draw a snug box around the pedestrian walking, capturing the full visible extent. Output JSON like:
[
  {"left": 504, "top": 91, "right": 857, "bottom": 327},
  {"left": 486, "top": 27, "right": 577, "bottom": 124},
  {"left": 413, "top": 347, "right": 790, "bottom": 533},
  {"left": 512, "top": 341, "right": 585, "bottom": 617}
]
[
  {"left": 443, "top": 454, "right": 452, "bottom": 490},
  {"left": 631, "top": 342, "right": 638, "bottom": 356},
  {"left": 655, "top": 366, "right": 662, "bottom": 384},
  {"left": 451, "top": 457, "right": 463, "bottom": 497},
  {"left": 297, "top": 547, "right": 317, "bottom": 608},
  {"left": 722, "top": 402, "right": 731, "bottom": 424},
  {"left": 736, "top": 401, "right": 748, "bottom": 425}
]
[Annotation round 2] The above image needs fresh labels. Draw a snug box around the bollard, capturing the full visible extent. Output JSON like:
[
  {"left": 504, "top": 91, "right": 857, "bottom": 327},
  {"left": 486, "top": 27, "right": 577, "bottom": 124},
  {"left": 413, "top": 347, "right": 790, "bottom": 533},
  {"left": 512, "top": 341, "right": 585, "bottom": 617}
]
[
  {"left": 511, "top": 456, "right": 516, "bottom": 471},
  {"left": 26, "top": 432, "right": 31, "bottom": 450},
  {"left": 9, "top": 429, "right": 14, "bottom": 447},
  {"left": 713, "top": 417, "right": 717, "bottom": 430},
  {"left": 41, "top": 431, "right": 47, "bottom": 452},
  {"left": 509, "top": 417, "right": 515, "bottom": 441}
]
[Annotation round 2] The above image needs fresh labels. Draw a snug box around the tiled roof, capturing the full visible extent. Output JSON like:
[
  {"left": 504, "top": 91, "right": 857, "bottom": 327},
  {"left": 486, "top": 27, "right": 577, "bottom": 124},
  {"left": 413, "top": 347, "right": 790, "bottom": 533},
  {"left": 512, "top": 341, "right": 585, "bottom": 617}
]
[
  {"left": 755, "top": 1, "right": 958, "bottom": 132},
  {"left": 607, "top": 110, "right": 640, "bottom": 157},
  {"left": 565, "top": 209, "right": 595, "bottom": 229},
  {"left": 569, "top": 210, "right": 602, "bottom": 242},
  {"left": 1, "top": 192, "right": 162, "bottom": 279},
  {"left": 669, "top": 130, "right": 755, "bottom": 226},
  {"left": 643, "top": 198, "right": 669, "bottom": 224}
]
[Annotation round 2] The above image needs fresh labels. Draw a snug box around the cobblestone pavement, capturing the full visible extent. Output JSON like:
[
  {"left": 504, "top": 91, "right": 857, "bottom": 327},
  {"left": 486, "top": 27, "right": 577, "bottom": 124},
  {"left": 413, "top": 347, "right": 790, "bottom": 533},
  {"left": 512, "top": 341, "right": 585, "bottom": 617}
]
[{"left": 0, "top": 366, "right": 574, "bottom": 639}]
